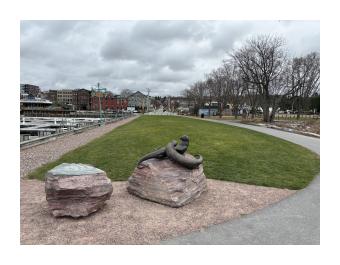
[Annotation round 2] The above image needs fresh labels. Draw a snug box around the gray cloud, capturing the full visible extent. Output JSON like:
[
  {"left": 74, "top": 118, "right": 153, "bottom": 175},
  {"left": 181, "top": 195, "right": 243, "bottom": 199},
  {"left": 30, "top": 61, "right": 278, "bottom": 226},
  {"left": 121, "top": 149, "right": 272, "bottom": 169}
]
[{"left": 21, "top": 20, "right": 320, "bottom": 96}]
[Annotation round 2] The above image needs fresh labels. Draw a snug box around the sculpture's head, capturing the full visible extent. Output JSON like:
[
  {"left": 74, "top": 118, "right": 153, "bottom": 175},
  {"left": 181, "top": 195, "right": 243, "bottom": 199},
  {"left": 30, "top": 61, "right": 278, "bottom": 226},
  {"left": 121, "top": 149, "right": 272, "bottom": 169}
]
[{"left": 180, "top": 135, "right": 189, "bottom": 142}]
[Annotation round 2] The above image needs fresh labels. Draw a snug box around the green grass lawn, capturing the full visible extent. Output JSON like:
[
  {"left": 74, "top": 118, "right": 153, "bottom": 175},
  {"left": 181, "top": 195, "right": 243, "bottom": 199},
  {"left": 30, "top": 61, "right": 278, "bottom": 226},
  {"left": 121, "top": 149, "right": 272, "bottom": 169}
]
[{"left": 29, "top": 115, "right": 320, "bottom": 190}]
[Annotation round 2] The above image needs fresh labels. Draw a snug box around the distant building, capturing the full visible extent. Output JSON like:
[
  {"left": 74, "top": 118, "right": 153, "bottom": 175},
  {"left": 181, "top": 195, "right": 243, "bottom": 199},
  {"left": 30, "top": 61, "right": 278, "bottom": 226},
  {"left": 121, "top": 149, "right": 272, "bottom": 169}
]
[
  {"left": 198, "top": 102, "right": 234, "bottom": 116},
  {"left": 20, "top": 84, "right": 41, "bottom": 97},
  {"left": 46, "top": 90, "right": 58, "bottom": 103},
  {"left": 170, "top": 97, "right": 190, "bottom": 107},
  {"left": 198, "top": 102, "right": 222, "bottom": 116},
  {"left": 91, "top": 92, "right": 128, "bottom": 111},
  {"left": 20, "top": 90, "right": 29, "bottom": 100},
  {"left": 20, "top": 98, "right": 52, "bottom": 109},
  {"left": 127, "top": 91, "right": 147, "bottom": 111},
  {"left": 204, "top": 101, "right": 219, "bottom": 108},
  {"left": 39, "top": 91, "right": 49, "bottom": 100},
  {"left": 20, "top": 85, "right": 26, "bottom": 99},
  {"left": 198, "top": 107, "right": 218, "bottom": 116},
  {"left": 73, "top": 89, "right": 91, "bottom": 110},
  {"left": 56, "top": 89, "right": 74, "bottom": 105}
]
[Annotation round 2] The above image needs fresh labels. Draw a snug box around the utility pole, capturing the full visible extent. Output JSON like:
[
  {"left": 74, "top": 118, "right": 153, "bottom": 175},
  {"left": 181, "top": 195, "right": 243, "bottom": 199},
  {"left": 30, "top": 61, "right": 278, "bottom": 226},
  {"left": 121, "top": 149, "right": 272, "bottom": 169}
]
[
  {"left": 97, "top": 82, "right": 102, "bottom": 124},
  {"left": 146, "top": 88, "right": 151, "bottom": 113},
  {"left": 120, "top": 95, "right": 123, "bottom": 117},
  {"left": 141, "top": 97, "right": 144, "bottom": 114}
]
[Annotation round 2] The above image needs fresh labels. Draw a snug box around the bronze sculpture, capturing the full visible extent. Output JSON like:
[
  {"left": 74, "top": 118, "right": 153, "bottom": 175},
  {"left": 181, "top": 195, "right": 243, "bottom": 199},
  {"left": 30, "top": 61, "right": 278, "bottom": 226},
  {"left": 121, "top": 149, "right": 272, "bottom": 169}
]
[{"left": 137, "top": 135, "right": 203, "bottom": 169}]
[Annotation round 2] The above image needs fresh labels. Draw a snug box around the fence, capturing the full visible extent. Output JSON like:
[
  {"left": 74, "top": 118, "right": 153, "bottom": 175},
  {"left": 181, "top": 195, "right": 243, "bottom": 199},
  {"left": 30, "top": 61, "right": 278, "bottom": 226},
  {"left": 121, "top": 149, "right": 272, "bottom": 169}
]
[
  {"left": 20, "top": 113, "right": 134, "bottom": 149},
  {"left": 274, "top": 113, "right": 320, "bottom": 120},
  {"left": 144, "top": 111, "right": 178, "bottom": 116}
]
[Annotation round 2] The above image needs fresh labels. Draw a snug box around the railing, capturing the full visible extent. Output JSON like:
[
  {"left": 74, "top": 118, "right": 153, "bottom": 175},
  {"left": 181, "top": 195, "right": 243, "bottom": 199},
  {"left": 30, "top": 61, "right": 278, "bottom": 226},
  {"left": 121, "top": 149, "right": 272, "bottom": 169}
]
[
  {"left": 20, "top": 108, "right": 134, "bottom": 118},
  {"left": 144, "top": 111, "right": 178, "bottom": 116},
  {"left": 20, "top": 113, "right": 134, "bottom": 149},
  {"left": 274, "top": 113, "right": 320, "bottom": 120},
  {"left": 20, "top": 123, "right": 100, "bottom": 149}
]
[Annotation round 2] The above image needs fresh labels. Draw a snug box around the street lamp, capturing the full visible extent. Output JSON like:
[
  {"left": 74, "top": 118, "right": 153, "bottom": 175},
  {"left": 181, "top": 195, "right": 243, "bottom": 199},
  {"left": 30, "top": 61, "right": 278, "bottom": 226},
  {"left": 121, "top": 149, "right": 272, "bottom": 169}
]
[{"left": 91, "top": 82, "right": 107, "bottom": 126}]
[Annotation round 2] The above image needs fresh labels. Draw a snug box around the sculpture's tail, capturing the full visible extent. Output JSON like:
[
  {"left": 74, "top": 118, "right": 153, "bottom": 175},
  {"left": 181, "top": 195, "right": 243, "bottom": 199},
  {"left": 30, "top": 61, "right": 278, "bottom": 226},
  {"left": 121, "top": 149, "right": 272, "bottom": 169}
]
[{"left": 137, "top": 147, "right": 167, "bottom": 165}]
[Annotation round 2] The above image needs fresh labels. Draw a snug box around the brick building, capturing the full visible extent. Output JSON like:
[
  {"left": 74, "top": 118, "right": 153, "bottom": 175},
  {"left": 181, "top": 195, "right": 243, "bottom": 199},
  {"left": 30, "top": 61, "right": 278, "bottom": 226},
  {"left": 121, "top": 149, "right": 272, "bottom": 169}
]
[
  {"left": 91, "top": 93, "right": 128, "bottom": 111},
  {"left": 46, "top": 90, "right": 58, "bottom": 103},
  {"left": 73, "top": 89, "right": 91, "bottom": 110}
]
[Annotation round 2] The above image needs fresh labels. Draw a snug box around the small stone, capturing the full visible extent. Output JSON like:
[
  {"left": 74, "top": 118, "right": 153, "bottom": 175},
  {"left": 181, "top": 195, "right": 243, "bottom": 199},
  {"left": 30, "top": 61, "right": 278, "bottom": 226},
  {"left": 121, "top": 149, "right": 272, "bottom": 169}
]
[
  {"left": 127, "top": 155, "right": 207, "bottom": 207},
  {"left": 45, "top": 163, "right": 113, "bottom": 217}
]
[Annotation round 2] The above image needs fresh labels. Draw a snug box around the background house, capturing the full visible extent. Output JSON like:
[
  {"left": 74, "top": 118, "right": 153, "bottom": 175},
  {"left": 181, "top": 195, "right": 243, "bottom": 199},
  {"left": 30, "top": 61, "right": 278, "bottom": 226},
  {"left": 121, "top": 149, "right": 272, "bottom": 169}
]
[{"left": 127, "top": 91, "right": 148, "bottom": 112}]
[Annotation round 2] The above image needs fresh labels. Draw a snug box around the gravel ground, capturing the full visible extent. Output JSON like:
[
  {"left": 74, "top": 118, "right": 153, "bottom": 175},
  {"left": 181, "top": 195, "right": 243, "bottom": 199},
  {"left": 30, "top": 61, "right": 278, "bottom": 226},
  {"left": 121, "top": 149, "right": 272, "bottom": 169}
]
[
  {"left": 20, "top": 179, "right": 295, "bottom": 245},
  {"left": 20, "top": 116, "right": 139, "bottom": 178}
]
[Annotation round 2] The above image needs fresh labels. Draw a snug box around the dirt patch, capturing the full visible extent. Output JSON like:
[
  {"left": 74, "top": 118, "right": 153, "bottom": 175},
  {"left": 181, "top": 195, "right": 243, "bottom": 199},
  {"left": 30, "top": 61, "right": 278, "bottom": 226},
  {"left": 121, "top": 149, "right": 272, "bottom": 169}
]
[
  {"left": 20, "top": 179, "right": 295, "bottom": 245},
  {"left": 239, "top": 118, "right": 320, "bottom": 137},
  {"left": 272, "top": 119, "right": 320, "bottom": 135},
  {"left": 197, "top": 116, "right": 320, "bottom": 136}
]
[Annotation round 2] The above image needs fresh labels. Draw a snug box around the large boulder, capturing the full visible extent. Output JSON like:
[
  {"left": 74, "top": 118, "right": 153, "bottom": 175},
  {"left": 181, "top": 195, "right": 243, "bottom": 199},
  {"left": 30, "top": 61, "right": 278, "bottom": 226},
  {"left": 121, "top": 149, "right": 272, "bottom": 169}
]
[
  {"left": 45, "top": 163, "right": 113, "bottom": 217},
  {"left": 127, "top": 155, "right": 207, "bottom": 207}
]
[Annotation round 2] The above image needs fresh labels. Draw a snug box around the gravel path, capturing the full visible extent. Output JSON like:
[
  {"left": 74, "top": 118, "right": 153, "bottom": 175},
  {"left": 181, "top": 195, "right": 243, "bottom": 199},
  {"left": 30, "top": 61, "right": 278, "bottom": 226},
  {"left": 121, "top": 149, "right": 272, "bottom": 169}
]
[
  {"left": 20, "top": 179, "right": 294, "bottom": 244},
  {"left": 20, "top": 116, "right": 139, "bottom": 178}
]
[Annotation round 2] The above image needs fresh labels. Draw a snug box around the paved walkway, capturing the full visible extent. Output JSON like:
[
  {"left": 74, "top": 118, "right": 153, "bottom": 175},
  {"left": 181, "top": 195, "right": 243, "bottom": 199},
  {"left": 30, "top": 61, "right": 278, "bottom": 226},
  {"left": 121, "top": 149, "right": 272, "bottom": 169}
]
[{"left": 163, "top": 119, "right": 320, "bottom": 245}]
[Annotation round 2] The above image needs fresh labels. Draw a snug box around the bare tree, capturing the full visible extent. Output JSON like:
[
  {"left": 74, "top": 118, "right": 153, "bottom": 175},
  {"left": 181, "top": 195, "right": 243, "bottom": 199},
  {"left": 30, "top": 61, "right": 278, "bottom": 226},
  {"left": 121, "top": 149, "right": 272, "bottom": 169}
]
[
  {"left": 268, "top": 65, "right": 291, "bottom": 121},
  {"left": 205, "top": 77, "right": 215, "bottom": 116},
  {"left": 223, "top": 62, "right": 245, "bottom": 119},
  {"left": 181, "top": 35, "right": 319, "bottom": 122},
  {"left": 120, "top": 88, "right": 133, "bottom": 98},
  {"left": 231, "top": 35, "right": 287, "bottom": 122},
  {"left": 244, "top": 82, "right": 260, "bottom": 119},
  {"left": 208, "top": 67, "right": 228, "bottom": 118},
  {"left": 184, "top": 81, "right": 207, "bottom": 115},
  {"left": 288, "top": 52, "right": 320, "bottom": 119}
]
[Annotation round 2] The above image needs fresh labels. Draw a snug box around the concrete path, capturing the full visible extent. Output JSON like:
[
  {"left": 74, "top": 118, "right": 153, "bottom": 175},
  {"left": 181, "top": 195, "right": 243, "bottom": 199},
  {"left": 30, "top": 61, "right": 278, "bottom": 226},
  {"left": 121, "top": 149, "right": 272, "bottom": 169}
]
[{"left": 162, "top": 119, "right": 320, "bottom": 245}]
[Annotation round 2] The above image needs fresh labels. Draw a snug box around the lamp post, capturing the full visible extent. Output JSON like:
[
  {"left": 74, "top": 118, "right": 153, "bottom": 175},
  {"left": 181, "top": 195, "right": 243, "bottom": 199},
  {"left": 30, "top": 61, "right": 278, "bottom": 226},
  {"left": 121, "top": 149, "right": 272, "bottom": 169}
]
[{"left": 91, "top": 82, "right": 107, "bottom": 126}]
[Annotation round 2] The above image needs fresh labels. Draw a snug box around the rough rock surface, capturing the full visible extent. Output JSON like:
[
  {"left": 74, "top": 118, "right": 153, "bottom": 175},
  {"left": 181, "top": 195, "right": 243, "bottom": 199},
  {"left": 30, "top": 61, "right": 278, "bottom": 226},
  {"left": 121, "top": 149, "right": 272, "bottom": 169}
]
[
  {"left": 45, "top": 163, "right": 113, "bottom": 217},
  {"left": 127, "top": 156, "right": 207, "bottom": 207}
]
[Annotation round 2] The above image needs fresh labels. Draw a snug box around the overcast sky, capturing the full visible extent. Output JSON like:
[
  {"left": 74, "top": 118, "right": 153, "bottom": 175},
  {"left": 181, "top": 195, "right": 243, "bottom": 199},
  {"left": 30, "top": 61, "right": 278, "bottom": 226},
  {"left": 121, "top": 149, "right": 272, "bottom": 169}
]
[{"left": 20, "top": 20, "right": 319, "bottom": 96}]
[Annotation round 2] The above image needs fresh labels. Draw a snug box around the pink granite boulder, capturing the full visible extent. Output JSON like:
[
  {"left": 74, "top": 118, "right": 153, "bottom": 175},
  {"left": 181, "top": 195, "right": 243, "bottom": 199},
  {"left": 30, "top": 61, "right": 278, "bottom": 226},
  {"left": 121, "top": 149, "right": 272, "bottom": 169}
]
[
  {"left": 127, "top": 155, "right": 207, "bottom": 207},
  {"left": 45, "top": 163, "right": 113, "bottom": 217}
]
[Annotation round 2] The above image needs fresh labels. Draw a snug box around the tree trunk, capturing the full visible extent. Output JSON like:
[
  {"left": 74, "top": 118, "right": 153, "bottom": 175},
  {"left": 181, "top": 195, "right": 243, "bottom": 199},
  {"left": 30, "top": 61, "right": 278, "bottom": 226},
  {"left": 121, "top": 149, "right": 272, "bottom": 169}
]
[
  {"left": 219, "top": 102, "right": 223, "bottom": 118},
  {"left": 297, "top": 100, "right": 301, "bottom": 120},
  {"left": 251, "top": 107, "right": 255, "bottom": 119},
  {"left": 296, "top": 97, "right": 302, "bottom": 120},
  {"left": 208, "top": 94, "right": 212, "bottom": 117},
  {"left": 233, "top": 106, "right": 238, "bottom": 119},
  {"left": 263, "top": 106, "right": 270, "bottom": 122},
  {"left": 263, "top": 104, "right": 270, "bottom": 122},
  {"left": 269, "top": 109, "right": 276, "bottom": 123}
]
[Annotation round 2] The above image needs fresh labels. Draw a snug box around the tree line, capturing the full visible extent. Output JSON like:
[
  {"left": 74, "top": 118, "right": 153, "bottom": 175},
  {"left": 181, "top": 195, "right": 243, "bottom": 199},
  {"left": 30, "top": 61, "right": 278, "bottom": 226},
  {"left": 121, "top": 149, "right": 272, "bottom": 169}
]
[{"left": 182, "top": 35, "right": 320, "bottom": 122}]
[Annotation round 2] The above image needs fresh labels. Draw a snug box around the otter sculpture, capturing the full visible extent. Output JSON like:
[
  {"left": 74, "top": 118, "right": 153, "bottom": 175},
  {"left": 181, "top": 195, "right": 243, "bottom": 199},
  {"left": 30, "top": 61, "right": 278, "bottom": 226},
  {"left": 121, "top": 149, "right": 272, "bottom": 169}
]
[{"left": 137, "top": 135, "right": 203, "bottom": 169}]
